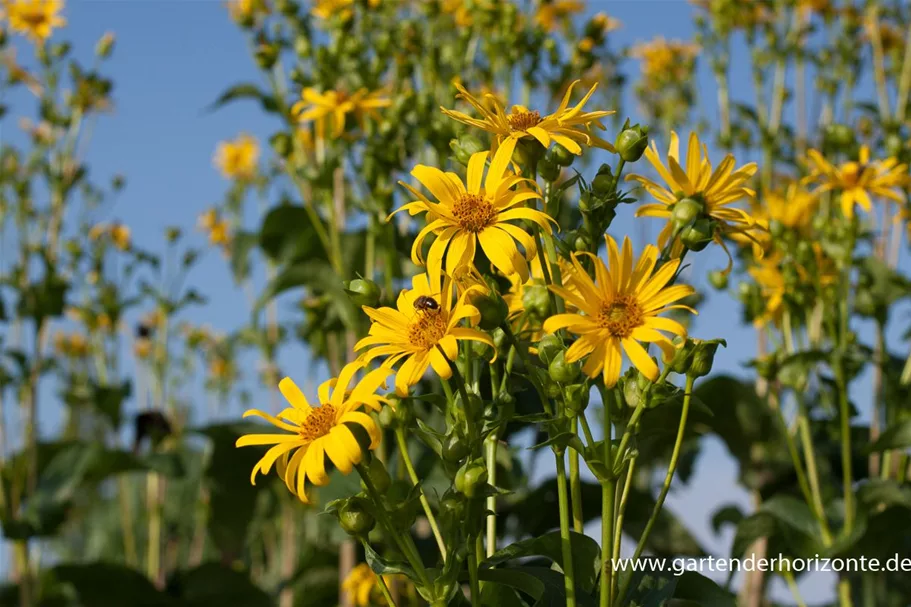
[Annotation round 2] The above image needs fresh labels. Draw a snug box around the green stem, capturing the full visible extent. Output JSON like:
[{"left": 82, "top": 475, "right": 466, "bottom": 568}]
[
  {"left": 570, "top": 417, "right": 583, "bottom": 533},
  {"left": 783, "top": 569, "right": 807, "bottom": 607},
  {"left": 394, "top": 429, "right": 446, "bottom": 561},
  {"left": 485, "top": 433, "right": 499, "bottom": 557},
  {"left": 467, "top": 530, "right": 481, "bottom": 607},
  {"left": 795, "top": 396, "right": 832, "bottom": 544},
  {"left": 617, "top": 376, "right": 694, "bottom": 601},
  {"left": 375, "top": 570, "right": 397, "bottom": 607},
  {"left": 600, "top": 392, "right": 614, "bottom": 607},
  {"left": 554, "top": 451, "right": 577, "bottom": 607}
]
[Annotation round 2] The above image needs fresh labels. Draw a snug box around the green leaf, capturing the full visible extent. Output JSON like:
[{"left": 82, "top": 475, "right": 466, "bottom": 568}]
[
  {"left": 758, "top": 495, "right": 819, "bottom": 539},
  {"left": 363, "top": 542, "right": 418, "bottom": 579},
  {"left": 258, "top": 205, "right": 322, "bottom": 264},
  {"left": 483, "top": 530, "right": 601, "bottom": 593},
  {"left": 168, "top": 562, "right": 270, "bottom": 606},
  {"left": 731, "top": 513, "right": 776, "bottom": 559},
  {"left": 92, "top": 380, "right": 131, "bottom": 429},
  {"left": 257, "top": 261, "right": 358, "bottom": 330},
  {"left": 857, "top": 478, "right": 911, "bottom": 509},
  {"left": 529, "top": 432, "right": 584, "bottom": 453},
  {"left": 209, "top": 83, "right": 278, "bottom": 113},
  {"left": 673, "top": 571, "right": 736, "bottom": 606},
  {"left": 52, "top": 562, "right": 168, "bottom": 606},
  {"left": 710, "top": 504, "right": 744, "bottom": 534},
  {"left": 615, "top": 569, "right": 677, "bottom": 607},
  {"left": 229, "top": 230, "right": 259, "bottom": 283},
  {"left": 866, "top": 419, "right": 911, "bottom": 452},
  {"left": 477, "top": 566, "right": 596, "bottom": 606}
]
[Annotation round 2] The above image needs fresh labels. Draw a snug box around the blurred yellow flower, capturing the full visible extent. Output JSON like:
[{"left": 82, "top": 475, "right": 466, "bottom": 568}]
[
  {"left": 54, "top": 332, "right": 89, "bottom": 358},
  {"left": 236, "top": 361, "right": 391, "bottom": 503},
  {"left": 631, "top": 38, "right": 700, "bottom": 82},
  {"left": 748, "top": 256, "right": 786, "bottom": 327},
  {"left": 543, "top": 236, "right": 695, "bottom": 388},
  {"left": 441, "top": 0, "right": 473, "bottom": 27},
  {"left": 442, "top": 80, "right": 615, "bottom": 154},
  {"left": 88, "top": 222, "right": 131, "bottom": 251},
  {"left": 535, "top": 0, "right": 583, "bottom": 32},
  {"left": 342, "top": 564, "right": 387, "bottom": 607},
  {"left": 805, "top": 146, "right": 908, "bottom": 219},
  {"left": 356, "top": 273, "right": 495, "bottom": 396},
  {"left": 734, "top": 183, "right": 818, "bottom": 255},
  {"left": 292, "top": 87, "right": 391, "bottom": 139},
  {"left": 591, "top": 12, "right": 621, "bottom": 33},
  {"left": 214, "top": 134, "right": 259, "bottom": 180},
  {"left": 394, "top": 140, "right": 553, "bottom": 286},
  {"left": 311, "top": 0, "right": 354, "bottom": 20},
  {"left": 4, "top": 0, "right": 65, "bottom": 42},
  {"left": 226, "top": 0, "right": 267, "bottom": 23},
  {"left": 628, "top": 131, "right": 758, "bottom": 266}
]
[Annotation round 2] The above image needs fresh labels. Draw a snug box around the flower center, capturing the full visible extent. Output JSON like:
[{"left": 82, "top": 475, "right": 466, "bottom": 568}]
[
  {"left": 596, "top": 296, "right": 644, "bottom": 339},
  {"left": 298, "top": 404, "right": 337, "bottom": 442},
  {"left": 507, "top": 109, "right": 542, "bottom": 132},
  {"left": 841, "top": 162, "right": 870, "bottom": 187},
  {"left": 451, "top": 193, "right": 498, "bottom": 233},
  {"left": 18, "top": 9, "right": 49, "bottom": 27},
  {"left": 408, "top": 310, "right": 448, "bottom": 350}
]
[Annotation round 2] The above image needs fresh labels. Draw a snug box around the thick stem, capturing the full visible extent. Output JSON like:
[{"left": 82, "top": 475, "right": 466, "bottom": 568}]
[
  {"left": 485, "top": 433, "right": 499, "bottom": 557},
  {"left": 569, "top": 417, "right": 584, "bottom": 533},
  {"left": 554, "top": 451, "right": 577, "bottom": 607}
]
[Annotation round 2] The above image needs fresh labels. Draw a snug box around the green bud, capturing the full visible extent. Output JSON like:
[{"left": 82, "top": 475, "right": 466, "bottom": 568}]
[
  {"left": 670, "top": 197, "right": 705, "bottom": 230},
  {"left": 823, "top": 123, "right": 856, "bottom": 152},
  {"left": 378, "top": 404, "right": 398, "bottom": 429},
  {"left": 622, "top": 374, "right": 643, "bottom": 408},
  {"left": 270, "top": 132, "right": 293, "bottom": 159},
  {"left": 708, "top": 270, "right": 728, "bottom": 290},
  {"left": 471, "top": 291, "right": 508, "bottom": 330},
  {"left": 459, "top": 133, "right": 486, "bottom": 156},
  {"left": 591, "top": 166, "right": 614, "bottom": 196},
  {"left": 254, "top": 42, "right": 279, "bottom": 70},
  {"left": 854, "top": 289, "right": 877, "bottom": 318},
  {"left": 548, "top": 351, "right": 581, "bottom": 383},
  {"left": 345, "top": 278, "right": 381, "bottom": 307},
  {"left": 688, "top": 339, "right": 725, "bottom": 378},
  {"left": 95, "top": 32, "right": 116, "bottom": 59},
  {"left": 615, "top": 121, "right": 649, "bottom": 162},
  {"left": 753, "top": 355, "right": 778, "bottom": 381},
  {"left": 294, "top": 36, "right": 312, "bottom": 58},
  {"left": 522, "top": 283, "right": 551, "bottom": 318},
  {"left": 537, "top": 334, "right": 562, "bottom": 364},
  {"left": 455, "top": 461, "right": 488, "bottom": 499},
  {"left": 768, "top": 219, "right": 785, "bottom": 238},
  {"left": 574, "top": 233, "right": 592, "bottom": 252},
  {"left": 885, "top": 132, "right": 905, "bottom": 159},
  {"left": 537, "top": 156, "right": 561, "bottom": 182},
  {"left": 338, "top": 497, "right": 376, "bottom": 537},
  {"left": 547, "top": 143, "right": 575, "bottom": 167},
  {"left": 492, "top": 327, "right": 508, "bottom": 351},
  {"left": 565, "top": 384, "right": 589, "bottom": 415},
  {"left": 680, "top": 218, "right": 715, "bottom": 251},
  {"left": 514, "top": 138, "right": 543, "bottom": 168},
  {"left": 669, "top": 338, "right": 695, "bottom": 374},
  {"left": 439, "top": 491, "right": 465, "bottom": 521},
  {"left": 442, "top": 434, "right": 470, "bottom": 463}
]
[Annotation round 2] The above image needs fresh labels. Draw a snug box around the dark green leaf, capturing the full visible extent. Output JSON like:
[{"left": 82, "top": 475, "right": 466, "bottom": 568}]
[
  {"left": 52, "top": 562, "right": 168, "bottom": 606},
  {"left": 672, "top": 570, "right": 736, "bottom": 606},
  {"left": 483, "top": 530, "right": 601, "bottom": 593},
  {"left": 867, "top": 419, "right": 911, "bottom": 452},
  {"left": 209, "top": 83, "right": 278, "bottom": 113},
  {"left": 168, "top": 562, "right": 270, "bottom": 607}
]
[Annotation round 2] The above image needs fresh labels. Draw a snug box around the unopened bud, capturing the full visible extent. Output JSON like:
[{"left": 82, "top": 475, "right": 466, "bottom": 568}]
[
  {"left": 95, "top": 32, "right": 115, "bottom": 59},
  {"left": 615, "top": 120, "right": 649, "bottom": 162}
]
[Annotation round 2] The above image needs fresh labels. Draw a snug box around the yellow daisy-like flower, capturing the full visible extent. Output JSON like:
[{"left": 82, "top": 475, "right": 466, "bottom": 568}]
[
  {"left": 631, "top": 38, "right": 700, "bottom": 82},
  {"left": 235, "top": 361, "right": 391, "bottom": 503},
  {"left": 535, "top": 0, "right": 584, "bottom": 32},
  {"left": 292, "top": 87, "right": 391, "bottom": 139},
  {"left": 226, "top": 0, "right": 267, "bottom": 23},
  {"left": 805, "top": 146, "right": 908, "bottom": 219},
  {"left": 733, "top": 183, "right": 818, "bottom": 255},
  {"left": 214, "top": 134, "right": 259, "bottom": 180},
  {"left": 4, "top": 0, "right": 65, "bottom": 42},
  {"left": 342, "top": 564, "right": 392, "bottom": 607},
  {"left": 356, "top": 273, "right": 495, "bottom": 396},
  {"left": 748, "top": 256, "right": 786, "bottom": 328},
  {"left": 393, "top": 140, "right": 553, "bottom": 287},
  {"left": 627, "top": 131, "right": 759, "bottom": 265},
  {"left": 542, "top": 236, "right": 696, "bottom": 388},
  {"left": 441, "top": 80, "right": 615, "bottom": 155},
  {"left": 311, "top": 0, "right": 354, "bottom": 20}
]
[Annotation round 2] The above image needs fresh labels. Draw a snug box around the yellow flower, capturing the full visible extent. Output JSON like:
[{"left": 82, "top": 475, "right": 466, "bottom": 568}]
[
  {"left": 535, "top": 0, "right": 583, "bottom": 32},
  {"left": 748, "top": 256, "right": 786, "bottom": 328},
  {"left": 733, "top": 183, "right": 818, "bottom": 255},
  {"left": 198, "top": 208, "right": 218, "bottom": 231},
  {"left": 805, "top": 146, "right": 908, "bottom": 219},
  {"left": 4, "top": 0, "right": 65, "bottom": 42},
  {"left": 292, "top": 87, "right": 391, "bottom": 139},
  {"left": 236, "top": 361, "right": 391, "bottom": 503},
  {"left": 356, "top": 273, "right": 495, "bottom": 396},
  {"left": 542, "top": 236, "right": 695, "bottom": 388},
  {"left": 226, "top": 0, "right": 267, "bottom": 23},
  {"left": 441, "top": 0, "right": 473, "bottom": 27},
  {"left": 441, "top": 80, "right": 615, "bottom": 155},
  {"left": 311, "top": 0, "right": 354, "bottom": 20},
  {"left": 110, "top": 223, "right": 131, "bottom": 251},
  {"left": 627, "top": 131, "right": 758, "bottom": 266},
  {"left": 394, "top": 140, "right": 554, "bottom": 286},
  {"left": 591, "top": 12, "right": 621, "bottom": 33},
  {"left": 214, "top": 134, "right": 259, "bottom": 180},
  {"left": 342, "top": 564, "right": 385, "bottom": 607},
  {"left": 631, "top": 38, "right": 700, "bottom": 83}
]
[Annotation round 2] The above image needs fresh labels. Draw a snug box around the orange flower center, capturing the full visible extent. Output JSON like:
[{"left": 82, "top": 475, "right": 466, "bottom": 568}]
[
  {"left": 452, "top": 193, "right": 497, "bottom": 233},
  {"left": 408, "top": 310, "right": 448, "bottom": 350},
  {"left": 840, "top": 162, "right": 870, "bottom": 187},
  {"left": 299, "top": 404, "right": 336, "bottom": 441},
  {"left": 506, "top": 109, "right": 542, "bottom": 132},
  {"left": 17, "top": 9, "right": 50, "bottom": 27},
  {"left": 597, "top": 296, "right": 643, "bottom": 339}
]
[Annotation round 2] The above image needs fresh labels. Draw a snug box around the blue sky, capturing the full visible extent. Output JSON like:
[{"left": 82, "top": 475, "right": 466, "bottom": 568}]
[{"left": 7, "top": 0, "right": 909, "bottom": 602}]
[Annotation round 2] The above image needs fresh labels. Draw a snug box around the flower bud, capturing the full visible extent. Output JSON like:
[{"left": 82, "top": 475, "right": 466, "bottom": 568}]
[
  {"left": 345, "top": 278, "right": 381, "bottom": 308},
  {"left": 688, "top": 339, "right": 725, "bottom": 378},
  {"left": 680, "top": 218, "right": 715, "bottom": 251},
  {"left": 95, "top": 32, "right": 115, "bottom": 59},
  {"left": 615, "top": 121, "right": 649, "bottom": 162},
  {"left": 546, "top": 143, "right": 575, "bottom": 167},
  {"left": 338, "top": 497, "right": 376, "bottom": 537},
  {"left": 471, "top": 291, "right": 509, "bottom": 330},
  {"left": 823, "top": 123, "right": 856, "bottom": 153},
  {"left": 565, "top": 384, "right": 589, "bottom": 415},
  {"left": 670, "top": 197, "right": 705, "bottom": 230},
  {"left": 669, "top": 338, "right": 696, "bottom": 374},
  {"left": 455, "top": 461, "right": 488, "bottom": 499},
  {"left": 254, "top": 41, "right": 279, "bottom": 70},
  {"left": 270, "top": 132, "right": 292, "bottom": 158},
  {"left": 548, "top": 351, "right": 581, "bottom": 383},
  {"left": 442, "top": 433, "right": 470, "bottom": 463},
  {"left": 574, "top": 233, "right": 592, "bottom": 252},
  {"left": 537, "top": 334, "right": 562, "bottom": 364},
  {"left": 537, "top": 156, "right": 561, "bottom": 182},
  {"left": 591, "top": 164, "right": 614, "bottom": 196},
  {"left": 708, "top": 270, "right": 728, "bottom": 290},
  {"left": 522, "top": 283, "right": 551, "bottom": 318}
]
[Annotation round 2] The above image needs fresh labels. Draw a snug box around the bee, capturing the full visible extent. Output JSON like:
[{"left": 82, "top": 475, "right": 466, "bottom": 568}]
[{"left": 413, "top": 295, "right": 441, "bottom": 313}]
